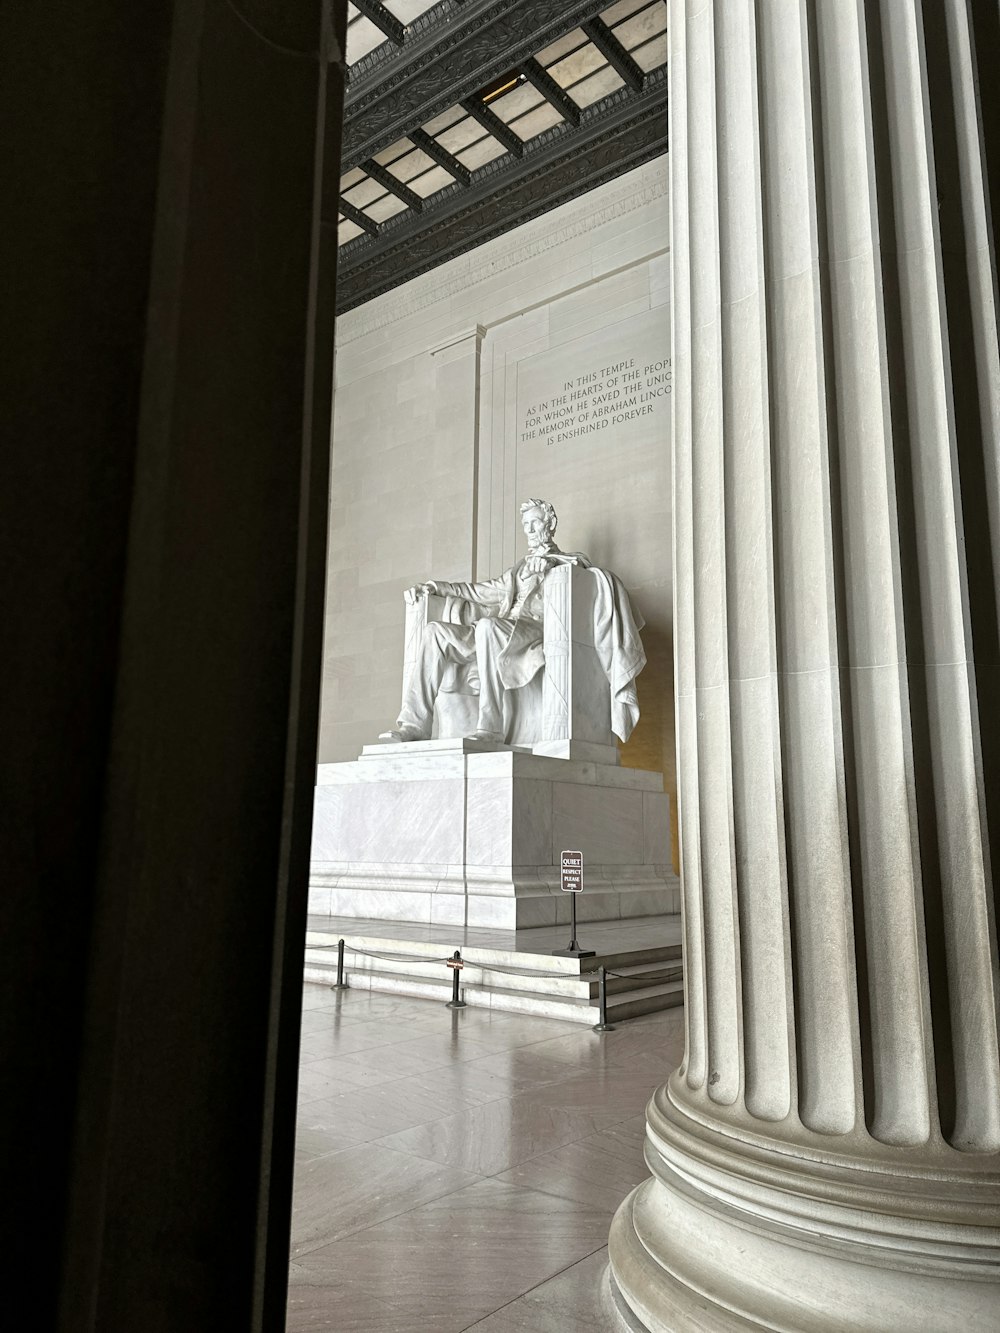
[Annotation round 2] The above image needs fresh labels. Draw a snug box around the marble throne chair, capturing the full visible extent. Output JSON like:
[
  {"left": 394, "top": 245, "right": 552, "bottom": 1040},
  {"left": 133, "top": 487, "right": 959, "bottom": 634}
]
[{"left": 401, "top": 562, "right": 618, "bottom": 765}]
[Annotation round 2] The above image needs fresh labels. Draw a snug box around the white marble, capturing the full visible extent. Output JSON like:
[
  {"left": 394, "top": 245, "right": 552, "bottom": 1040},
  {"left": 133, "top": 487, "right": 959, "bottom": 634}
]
[
  {"left": 311, "top": 781, "right": 464, "bottom": 864},
  {"left": 641, "top": 792, "right": 671, "bottom": 866},
  {"left": 302, "top": 912, "right": 683, "bottom": 1024},
  {"left": 611, "top": 3, "right": 1000, "bottom": 1329},
  {"left": 552, "top": 784, "right": 643, "bottom": 866},
  {"left": 384, "top": 501, "right": 645, "bottom": 758},
  {"left": 309, "top": 749, "right": 676, "bottom": 930},
  {"left": 319, "top": 161, "right": 674, "bottom": 832},
  {"left": 327, "top": 743, "right": 665, "bottom": 790},
  {"left": 464, "top": 780, "right": 514, "bottom": 868}
]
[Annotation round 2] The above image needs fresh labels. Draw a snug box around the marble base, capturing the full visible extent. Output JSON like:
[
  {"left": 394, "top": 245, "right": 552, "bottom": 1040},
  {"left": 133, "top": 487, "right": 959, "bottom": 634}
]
[{"left": 309, "top": 740, "right": 678, "bottom": 929}]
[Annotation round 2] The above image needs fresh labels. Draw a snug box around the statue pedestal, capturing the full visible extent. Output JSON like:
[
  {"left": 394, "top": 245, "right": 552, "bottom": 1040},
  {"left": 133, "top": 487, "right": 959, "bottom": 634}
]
[{"left": 308, "top": 739, "right": 678, "bottom": 929}]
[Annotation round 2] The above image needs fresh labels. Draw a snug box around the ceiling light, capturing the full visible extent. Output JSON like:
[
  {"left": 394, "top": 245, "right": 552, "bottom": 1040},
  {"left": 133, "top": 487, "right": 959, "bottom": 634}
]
[{"left": 479, "top": 71, "right": 523, "bottom": 103}]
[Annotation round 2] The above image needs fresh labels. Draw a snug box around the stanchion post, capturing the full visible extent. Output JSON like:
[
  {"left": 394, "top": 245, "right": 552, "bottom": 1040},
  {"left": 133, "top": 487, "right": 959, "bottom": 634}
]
[
  {"left": 333, "top": 938, "right": 348, "bottom": 990},
  {"left": 592, "top": 965, "right": 616, "bottom": 1032},
  {"left": 446, "top": 950, "right": 466, "bottom": 1009}
]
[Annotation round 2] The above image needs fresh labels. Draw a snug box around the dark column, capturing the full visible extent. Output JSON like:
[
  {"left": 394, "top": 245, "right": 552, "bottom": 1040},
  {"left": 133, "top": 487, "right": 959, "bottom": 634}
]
[{"left": 0, "top": 1, "right": 346, "bottom": 1328}]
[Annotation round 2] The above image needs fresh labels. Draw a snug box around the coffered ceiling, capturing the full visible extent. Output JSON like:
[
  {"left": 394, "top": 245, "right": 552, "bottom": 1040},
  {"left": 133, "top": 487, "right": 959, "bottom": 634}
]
[{"left": 333, "top": 0, "right": 667, "bottom": 312}]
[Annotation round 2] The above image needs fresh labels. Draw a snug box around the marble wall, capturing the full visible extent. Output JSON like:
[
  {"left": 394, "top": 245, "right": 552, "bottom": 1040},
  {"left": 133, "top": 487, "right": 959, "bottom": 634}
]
[{"left": 322, "top": 158, "right": 673, "bottom": 857}]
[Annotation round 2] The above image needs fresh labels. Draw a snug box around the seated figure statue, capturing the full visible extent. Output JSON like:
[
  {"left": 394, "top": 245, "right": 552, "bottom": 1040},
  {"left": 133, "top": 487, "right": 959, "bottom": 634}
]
[{"left": 380, "top": 498, "right": 646, "bottom": 747}]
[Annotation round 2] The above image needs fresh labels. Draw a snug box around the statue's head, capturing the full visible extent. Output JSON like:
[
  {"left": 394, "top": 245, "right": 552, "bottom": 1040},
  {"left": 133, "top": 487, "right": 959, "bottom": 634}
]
[{"left": 520, "top": 498, "right": 557, "bottom": 549}]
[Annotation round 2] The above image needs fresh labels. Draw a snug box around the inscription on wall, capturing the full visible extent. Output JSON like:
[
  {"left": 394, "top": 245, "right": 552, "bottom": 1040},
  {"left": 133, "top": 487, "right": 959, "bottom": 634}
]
[
  {"left": 505, "top": 303, "right": 671, "bottom": 579},
  {"left": 519, "top": 355, "right": 671, "bottom": 446}
]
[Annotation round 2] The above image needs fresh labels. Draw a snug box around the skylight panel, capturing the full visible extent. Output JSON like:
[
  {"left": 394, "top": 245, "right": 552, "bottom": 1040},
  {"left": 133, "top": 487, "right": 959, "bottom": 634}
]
[
  {"left": 365, "top": 193, "right": 409, "bottom": 223},
  {"left": 456, "top": 136, "right": 507, "bottom": 170},
  {"left": 566, "top": 65, "right": 625, "bottom": 109},
  {"left": 508, "top": 103, "right": 564, "bottom": 142},
  {"left": 548, "top": 41, "right": 607, "bottom": 90},
  {"left": 345, "top": 15, "right": 385, "bottom": 63}
]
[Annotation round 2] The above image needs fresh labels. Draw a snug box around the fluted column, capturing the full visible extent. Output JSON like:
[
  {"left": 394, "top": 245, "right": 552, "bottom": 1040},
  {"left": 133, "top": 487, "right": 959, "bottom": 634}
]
[{"left": 610, "top": 2, "right": 1000, "bottom": 1327}]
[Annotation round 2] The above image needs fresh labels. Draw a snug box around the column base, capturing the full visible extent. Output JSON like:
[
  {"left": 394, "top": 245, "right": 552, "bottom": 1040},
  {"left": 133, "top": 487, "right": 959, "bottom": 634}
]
[{"left": 609, "top": 1080, "right": 1000, "bottom": 1331}]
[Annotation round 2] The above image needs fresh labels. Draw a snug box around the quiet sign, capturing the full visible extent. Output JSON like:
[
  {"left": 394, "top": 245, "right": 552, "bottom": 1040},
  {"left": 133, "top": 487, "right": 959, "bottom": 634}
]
[{"left": 560, "top": 850, "right": 583, "bottom": 893}]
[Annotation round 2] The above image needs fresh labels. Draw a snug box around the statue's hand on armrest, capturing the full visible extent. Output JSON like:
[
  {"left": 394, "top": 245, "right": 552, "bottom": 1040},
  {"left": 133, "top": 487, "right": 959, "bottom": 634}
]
[
  {"left": 404, "top": 581, "right": 439, "bottom": 605},
  {"left": 523, "top": 552, "right": 585, "bottom": 576}
]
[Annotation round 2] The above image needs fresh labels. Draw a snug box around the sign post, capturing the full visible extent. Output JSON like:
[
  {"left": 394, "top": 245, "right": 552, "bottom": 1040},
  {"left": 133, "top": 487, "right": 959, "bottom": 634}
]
[{"left": 552, "top": 850, "right": 595, "bottom": 958}]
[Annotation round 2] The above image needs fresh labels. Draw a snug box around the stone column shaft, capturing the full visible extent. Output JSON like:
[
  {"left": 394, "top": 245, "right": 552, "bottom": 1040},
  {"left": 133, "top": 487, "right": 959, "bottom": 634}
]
[{"left": 611, "top": 1, "right": 1000, "bottom": 1327}]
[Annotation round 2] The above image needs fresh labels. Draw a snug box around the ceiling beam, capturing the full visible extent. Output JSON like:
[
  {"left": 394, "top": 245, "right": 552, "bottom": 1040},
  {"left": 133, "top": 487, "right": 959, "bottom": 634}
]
[
  {"left": 343, "top": 0, "right": 614, "bottom": 166},
  {"left": 338, "top": 197, "right": 380, "bottom": 235},
  {"left": 580, "top": 17, "right": 644, "bottom": 93},
  {"left": 333, "top": 3, "right": 667, "bottom": 315},
  {"left": 409, "top": 127, "right": 473, "bottom": 186},
  {"left": 362, "top": 158, "right": 425, "bottom": 213},
  {"left": 336, "top": 71, "right": 667, "bottom": 311},
  {"left": 460, "top": 96, "right": 524, "bottom": 159},
  {"left": 352, "top": 0, "right": 405, "bottom": 47},
  {"left": 520, "top": 56, "right": 581, "bottom": 128}
]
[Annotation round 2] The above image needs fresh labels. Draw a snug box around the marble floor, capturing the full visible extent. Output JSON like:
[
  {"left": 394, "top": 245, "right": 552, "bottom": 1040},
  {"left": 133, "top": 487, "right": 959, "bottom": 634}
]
[{"left": 289, "top": 982, "right": 684, "bottom": 1331}]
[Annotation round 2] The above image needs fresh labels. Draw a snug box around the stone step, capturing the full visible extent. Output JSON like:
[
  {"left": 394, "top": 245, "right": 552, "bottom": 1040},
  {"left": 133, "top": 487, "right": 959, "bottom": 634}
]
[
  {"left": 304, "top": 939, "right": 681, "bottom": 1000},
  {"left": 305, "top": 929, "right": 586, "bottom": 973},
  {"left": 577, "top": 943, "right": 682, "bottom": 970},
  {"left": 305, "top": 930, "right": 680, "bottom": 967},
  {"left": 302, "top": 914, "right": 684, "bottom": 1024},
  {"left": 302, "top": 955, "right": 684, "bottom": 1025},
  {"left": 600, "top": 980, "right": 684, "bottom": 1022}
]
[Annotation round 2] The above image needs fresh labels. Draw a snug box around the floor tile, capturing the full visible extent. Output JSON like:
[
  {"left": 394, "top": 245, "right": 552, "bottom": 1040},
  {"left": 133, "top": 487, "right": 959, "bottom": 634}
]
[
  {"left": 288, "top": 982, "right": 681, "bottom": 1331},
  {"left": 296, "top": 1055, "right": 390, "bottom": 1103},
  {"left": 291, "top": 1141, "right": 482, "bottom": 1257},
  {"left": 594, "top": 1010, "right": 685, "bottom": 1074},
  {"left": 293, "top": 1120, "right": 371, "bottom": 1162},
  {"left": 462, "top": 1247, "right": 617, "bottom": 1331},
  {"left": 298, "top": 1012, "right": 443, "bottom": 1060},
  {"left": 287, "top": 1261, "right": 402, "bottom": 1332},
  {"left": 300, "top": 986, "right": 345, "bottom": 1012},
  {"left": 297, "top": 1070, "right": 490, "bottom": 1149},
  {"left": 331, "top": 1030, "right": 500, "bottom": 1083},
  {"left": 454, "top": 1033, "right": 627, "bottom": 1092},
  {"left": 496, "top": 1116, "right": 649, "bottom": 1218},
  {"left": 294, "top": 1178, "right": 609, "bottom": 1333},
  {"left": 356, "top": 1058, "right": 529, "bottom": 1115},
  {"left": 374, "top": 1071, "right": 640, "bottom": 1177},
  {"left": 427, "top": 1007, "right": 585, "bottom": 1052},
  {"left": 511, "top": 1067, "right": 659, "bottom": 1122}
]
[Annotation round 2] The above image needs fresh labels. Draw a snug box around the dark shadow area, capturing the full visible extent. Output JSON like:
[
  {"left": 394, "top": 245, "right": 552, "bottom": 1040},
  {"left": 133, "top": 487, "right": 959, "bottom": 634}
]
[{"left": 0, "top": 2, "right": 346, "bottom": 1327}]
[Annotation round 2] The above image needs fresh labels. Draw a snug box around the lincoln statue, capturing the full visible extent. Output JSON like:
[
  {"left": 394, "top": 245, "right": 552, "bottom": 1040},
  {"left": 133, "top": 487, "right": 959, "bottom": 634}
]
[{"left": 380, "top": 498, "right": 646, "bottom": 745}]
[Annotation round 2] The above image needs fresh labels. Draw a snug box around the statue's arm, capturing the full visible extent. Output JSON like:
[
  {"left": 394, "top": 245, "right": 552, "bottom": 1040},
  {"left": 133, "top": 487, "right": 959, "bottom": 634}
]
[
  {"left": 426, "top": 572, "right": 507, "bottom": 609},
  {"left": 522, "top": 549, "right": 590, "bottom": 575},
  {"left": 402, "top": 571, "right": 507, "bottom": 613}
]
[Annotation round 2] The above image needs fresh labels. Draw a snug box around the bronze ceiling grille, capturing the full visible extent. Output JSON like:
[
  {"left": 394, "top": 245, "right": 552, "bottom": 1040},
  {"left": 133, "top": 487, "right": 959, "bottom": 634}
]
[{"left": 334, "top": 0, "right": 668, "bottom": 312}]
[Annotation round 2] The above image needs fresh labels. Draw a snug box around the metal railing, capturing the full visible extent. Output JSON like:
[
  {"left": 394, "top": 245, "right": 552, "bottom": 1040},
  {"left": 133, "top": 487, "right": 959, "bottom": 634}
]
[{"left": 309, "top": 938, "right": 678, "bottom": 1032}]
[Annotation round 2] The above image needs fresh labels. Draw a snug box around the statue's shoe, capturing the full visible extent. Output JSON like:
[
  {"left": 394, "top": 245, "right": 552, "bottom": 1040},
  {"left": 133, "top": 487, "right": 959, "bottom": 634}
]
[
  {"left": 378, "top": 725, "right": 424, "bottom": 742},
  {"left": 465, "top": 729, "right": 504, "bottom": 743}
]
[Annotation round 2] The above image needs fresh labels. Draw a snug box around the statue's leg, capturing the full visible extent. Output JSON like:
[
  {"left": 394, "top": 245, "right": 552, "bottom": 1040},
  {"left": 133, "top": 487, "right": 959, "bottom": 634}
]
[
  {"left": 394, "top": 621, "right": 474, "bottom": 738},
  {"left": 471, "top": 617, "right": 513, "bottom": 738}
]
